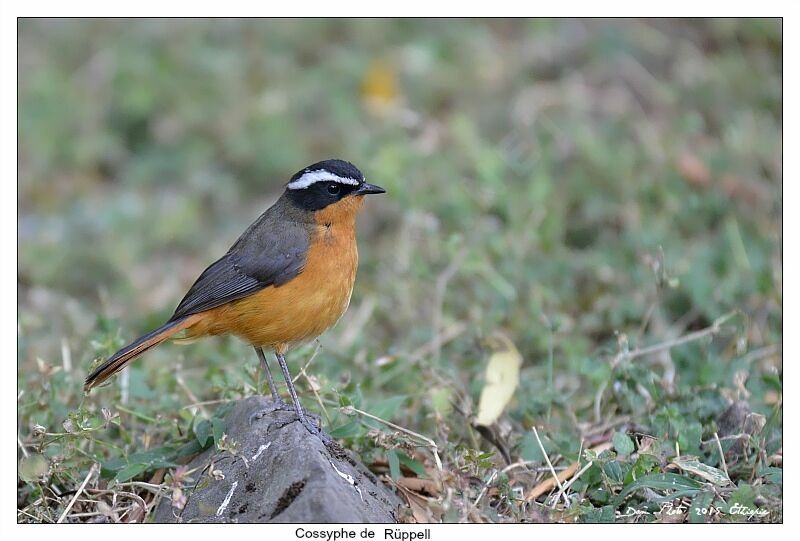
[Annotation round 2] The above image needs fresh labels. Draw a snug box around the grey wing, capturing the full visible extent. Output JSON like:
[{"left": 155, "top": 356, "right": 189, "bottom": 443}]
[{"left": 169, "top": 218, "right": 309, "bottom": 321}]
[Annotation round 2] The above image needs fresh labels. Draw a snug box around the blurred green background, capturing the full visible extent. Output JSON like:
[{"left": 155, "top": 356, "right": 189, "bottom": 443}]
[{"left": 18, "top": 19, "right": 781, "bottom": 523}]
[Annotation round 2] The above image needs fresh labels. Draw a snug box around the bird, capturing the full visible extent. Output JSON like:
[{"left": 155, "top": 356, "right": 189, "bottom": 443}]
[{"left": 84, "top": 159, "right": 385, "bottom": 438}]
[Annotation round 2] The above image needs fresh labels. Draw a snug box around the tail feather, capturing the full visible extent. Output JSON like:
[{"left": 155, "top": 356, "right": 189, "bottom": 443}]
[{"left": 84, "top": 314, "right": 201, "bottom": 392}]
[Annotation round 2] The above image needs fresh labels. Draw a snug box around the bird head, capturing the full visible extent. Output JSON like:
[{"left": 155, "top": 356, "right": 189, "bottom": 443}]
[{"left": 284, "top": 159, "right": 385, "bottom": 224}]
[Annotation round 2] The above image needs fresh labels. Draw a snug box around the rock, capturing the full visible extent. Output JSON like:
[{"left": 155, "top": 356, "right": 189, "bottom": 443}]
[
  {"left": 716, "top": 400, "right": 767, "bottom": 456},
  {"left": 154, "top": 396, "right": 403, "bottom": 523}
]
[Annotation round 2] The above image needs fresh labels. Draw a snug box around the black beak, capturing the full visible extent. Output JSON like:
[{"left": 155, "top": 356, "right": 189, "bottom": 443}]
[{"left": 355, "top": 182, "right": 386, "bottom": 195}]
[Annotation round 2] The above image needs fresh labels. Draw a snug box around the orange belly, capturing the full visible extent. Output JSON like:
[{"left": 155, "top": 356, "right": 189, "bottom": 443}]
[{"left": 184, "top": 220, "right": 358, "bottom": 352}]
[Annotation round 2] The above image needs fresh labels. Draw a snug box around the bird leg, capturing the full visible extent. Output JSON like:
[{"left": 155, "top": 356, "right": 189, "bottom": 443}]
[
  {"left": 275, "top": 352, "right": 330, "bottom": 442},
  {"left": 255, "top": 346, "right": 283, "bottom": 403},
  {"left": 248, "top": 347, "right": 298, "bottom": 425}
]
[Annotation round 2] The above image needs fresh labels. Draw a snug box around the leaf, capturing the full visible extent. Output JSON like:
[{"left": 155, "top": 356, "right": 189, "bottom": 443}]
[
  {"left": 581, "top": 505, "right": 616, "bottom": 523},
  {"left": 365, "top": 396, "right": 407, "bottom": 427},
  {"left": 613, "top": 473, "right": 703, "bottom": 508},
  {"left": 19, "top": 454, "right": 49, "bottom": 482},
  {"left": 613, "top": 431, "right": 635, "bottom": 457},
  {"left": 429, "top": 387, "right": 453, "bottom": 416},
  {"left": 519, "top": 432, "right": 546, "bottom": 461},
  {"left": 115, "top": 463, "right": 148, "bottom": 482},
  {"left": 194, "top": 418, "right": 212, "bottom": 447},
  {"left": 360, "top": 60, "right": 399, "bottom": 112},
  {"left": 212, "top": 417, "right": 226, "bottom": 446},
  {"left": 329, "top": 420, "right": 362, "bottom": 439},
  {"left": 690, "top": 490, "right": 716, "bottom": 524},
  {"left": 603, "top": 460, "right": 625, "bottom": 484},
  {"left": 387, "top": 450, "right": 401, "bottom": 480},
  {"left": 175, "top": 438, "right": 204, "bottom": 459},
  {"left": 474, "top": 334, "right": 523, "bottom": 426},
  {"left": 758, "top": 466, "right": 782, "bottom": 485},
  {"left": 398, "top": 452, "right": 428, "bottom": 478},
  {"left": 671, "top": 456, "right": 731, "bottom": 486},
  {"left": 624, "top": 453, "right": 659, "bottom": 484}
]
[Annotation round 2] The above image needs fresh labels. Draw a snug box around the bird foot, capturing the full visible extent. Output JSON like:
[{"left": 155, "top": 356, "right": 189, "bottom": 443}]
[
  {"left": 249, "top": 403, "right": 329, "bottom": 444},
  {"left": 248, "top": 400, "right": 295, "bottom": 425},
  {"left": 300, "top": 419, "right": 332, "bottom": 445}
]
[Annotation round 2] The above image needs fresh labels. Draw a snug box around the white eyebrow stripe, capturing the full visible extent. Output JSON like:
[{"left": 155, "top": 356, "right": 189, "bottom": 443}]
[{"left": 286, "top": 170, "right": 361, "bottom": 190}]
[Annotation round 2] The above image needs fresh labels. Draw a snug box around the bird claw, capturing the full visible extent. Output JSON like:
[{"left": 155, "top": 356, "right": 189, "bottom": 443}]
[
  {"left": 248, "top": 403, "right": 328, "bottom": 444},
  {"left": 298, "top": 415, "right": 332, "bottom": 444},
  {"left": 248, "top": 400, "right": 294, "bottom": 425}
]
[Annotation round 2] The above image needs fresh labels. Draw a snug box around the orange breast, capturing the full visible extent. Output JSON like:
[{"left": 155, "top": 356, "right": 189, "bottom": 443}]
[{"left": 184, "top": 213, "right": 359, "bottom": 353}]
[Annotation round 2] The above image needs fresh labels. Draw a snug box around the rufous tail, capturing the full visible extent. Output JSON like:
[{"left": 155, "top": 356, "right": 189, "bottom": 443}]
[{"left": 84, "top": 314, "right": 201, "bottom": 392}]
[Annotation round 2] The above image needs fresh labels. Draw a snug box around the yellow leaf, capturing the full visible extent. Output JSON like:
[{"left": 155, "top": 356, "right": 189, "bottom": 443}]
[
  {"left": 360, "top": 60, "right": 399, "bottom": 113},
  {"left": 475, "top": 334, "right": 522, "bottom": 426}
]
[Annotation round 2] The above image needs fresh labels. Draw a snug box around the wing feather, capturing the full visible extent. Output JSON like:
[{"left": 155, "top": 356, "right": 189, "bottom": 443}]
[{"left": 169, "top": 208, "right": 309, "bottom": 320}]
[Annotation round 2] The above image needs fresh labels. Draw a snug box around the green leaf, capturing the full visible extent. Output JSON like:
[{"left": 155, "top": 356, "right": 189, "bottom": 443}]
[
  {"left": 429, "top": 387, "right": 453, "bottom": 416},
  {"left": 398, "top": 452, "right": 427, "bottom": 478},
  {"left": 581, "top": 504, "right": 615, "bottom": 523},
  {"left": 690, "top": 491, "right": 715, "bottom": 523},
  {"left": 175, "top": 439, "right": 204, "bottom": 459},
  {"left": 603, "top": 460, "right": 625, "bottom": 484},
  {"left": 613, "top": 431, "right": 635, "bottom": 456},
  {"left": 368, "top": 396, "right": 407, "bottom": 420},
  {"left": 387, "top": 450, "right": 401, "bottom": 480},
  {"left": 624, "top": 453, "right": 659, "bottom": 484},
  {"left": 19, "top": 454, "right": 49, "bottom": 482},
  {"left": 212, "top": 417, "right": 226, "bottom": 446},
  {"left": 613, "top": 473, "right": 703, "bottom": 508},
  {"left": 759, "top": 466, "right": 782, "bottom": 485},
  {"left": 519, "top": 432, "right": 549, "bottom": 462},
  {"left": 194, "top": 418, "right": 212, "bottom": 447},
  {"left": 329, "top": 420, "right": 362, "bottom": 439},
  {"left": 115, "top": 463, "right": 148, "bottom": 482},
  {"left": 363, "top": 396, "right": 407, "bottom": 429}
]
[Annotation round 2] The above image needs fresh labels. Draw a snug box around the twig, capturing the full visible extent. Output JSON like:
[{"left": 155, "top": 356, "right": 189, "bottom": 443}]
[
  {"left": 61, "top": 337, "right": 72, "bottom": 373},
  {"left": 113, "top": 481, "right": 171, "bottom": 495},
  {"left": 612, "top": 311, "right": 736, "bottom": 367},
  {"left": 410, "top": 321, "right": 467, "bottom": 361},
  {"left": 18, "top": 434, "right": 29, "bottom": 458},
  {"left": 702, "top": 433, "right": 750, "bottom": 445},
  {"left": 57, "top": 463, "right": 98, "bottom": 523},
  {"left": 120, "top": 367, "right": 129, "bottom": 405},
  {"left": 175, "top": 374, "right": 208, "bottom": 418},
  {"left": 472, "top": 470, "right": 498, "bottom": 509},
  {"left": 593, "top": 380, "right": 607, "bottom": 425},
  {"left": 181, "top": 399, "right": 232, "bottom": 410},
  {"left": 553, "top": 461, "right": 593, "bottom": 504},
  {"left": 531, "top": 427, "right": 569, "bottom": 508},
  {"left": 431, "top": 247, "right": 468, "bottom": 363},
  {"left": 526, "top": 441, "right": 614, "bottom": 503},
  {"left": 115, "top": 404, "right": 157, "bottom": 424},
  {"left": 714, "top": 431, "right": 730, "bottom": 479},
  {"left": 18, "top": 507, "right": 52, "bottom": 522},
  {"left": 292, "top": 340, "right": 322, "bottom": 384},
  {"left": 738, "top": 344, "right": 780, "bottom": 365},
  {"left": 500, "top": 461, "right": 564, "bottom": 475},
  {"left": 339, "top": 403, "right": 442, "bottom": 472},
  {"left": 339, "top": 296, "right": 377, "bottom": 348},
  {"left": 293, "top": 341, "right": 331, "bottom": 424}
]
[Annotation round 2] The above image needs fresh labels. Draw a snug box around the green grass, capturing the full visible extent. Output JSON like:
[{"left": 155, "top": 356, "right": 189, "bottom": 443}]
[{"left": 18, "top": 19, "right": 781, "bottom": 523}]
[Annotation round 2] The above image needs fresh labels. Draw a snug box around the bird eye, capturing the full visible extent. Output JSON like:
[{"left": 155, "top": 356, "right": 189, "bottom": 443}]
[{"left": 327, "top": 183, "right": 340, "bottom": 195}]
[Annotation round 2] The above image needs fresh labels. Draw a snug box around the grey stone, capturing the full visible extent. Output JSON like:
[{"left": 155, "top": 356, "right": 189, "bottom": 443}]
[
  {"left": 716, "top": 400, "right": 767, "bottom": 456},
  {"left": 154, "top": 396, "right": 403, "bottom": 523}
]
